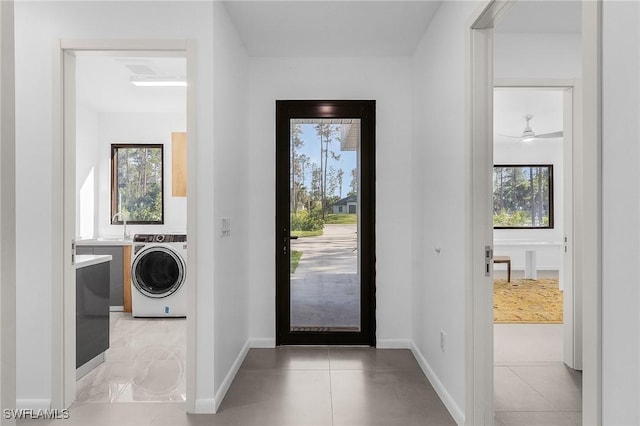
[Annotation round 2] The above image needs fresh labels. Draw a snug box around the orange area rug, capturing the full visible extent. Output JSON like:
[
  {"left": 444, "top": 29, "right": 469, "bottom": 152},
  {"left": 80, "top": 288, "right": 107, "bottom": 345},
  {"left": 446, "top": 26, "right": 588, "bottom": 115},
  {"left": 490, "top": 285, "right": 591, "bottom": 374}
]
[{"left": 494, "top": 278, "right": 563, "bottom": 324}]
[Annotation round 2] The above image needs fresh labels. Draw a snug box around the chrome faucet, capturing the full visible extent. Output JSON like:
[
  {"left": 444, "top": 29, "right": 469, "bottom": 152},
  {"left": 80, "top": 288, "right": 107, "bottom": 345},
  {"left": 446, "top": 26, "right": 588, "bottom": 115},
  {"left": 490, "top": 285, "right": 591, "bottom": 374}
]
[{"left": 112, "top": 212, "right": 130, "bottom": 240}]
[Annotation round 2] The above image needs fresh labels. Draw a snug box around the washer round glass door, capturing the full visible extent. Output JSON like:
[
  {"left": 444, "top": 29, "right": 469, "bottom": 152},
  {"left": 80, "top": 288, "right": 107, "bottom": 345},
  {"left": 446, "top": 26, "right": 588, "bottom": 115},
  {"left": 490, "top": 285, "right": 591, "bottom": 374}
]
[{"left": 132, "top": 246, "right": 186, "bottom": 298}]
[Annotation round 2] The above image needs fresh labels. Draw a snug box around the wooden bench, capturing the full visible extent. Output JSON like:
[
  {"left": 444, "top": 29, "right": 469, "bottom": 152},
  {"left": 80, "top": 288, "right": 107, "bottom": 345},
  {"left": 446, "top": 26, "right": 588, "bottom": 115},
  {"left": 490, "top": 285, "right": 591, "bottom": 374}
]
[{"left": 493, "top": 256, "right": 511, "bottom": 282}]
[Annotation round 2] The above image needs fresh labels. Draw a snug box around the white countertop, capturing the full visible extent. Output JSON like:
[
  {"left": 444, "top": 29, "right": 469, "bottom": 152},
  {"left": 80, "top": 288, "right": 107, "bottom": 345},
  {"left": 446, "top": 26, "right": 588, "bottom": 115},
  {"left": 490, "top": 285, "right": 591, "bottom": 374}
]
[
  {"left": 75, "top": 254, "right": 112, "bottom": 269},
  {"left": 494, "top": 240, "right": 562, "bottom": 247},
  {"left": 76, "top": 238, "right": 132, "bottom": 246}
]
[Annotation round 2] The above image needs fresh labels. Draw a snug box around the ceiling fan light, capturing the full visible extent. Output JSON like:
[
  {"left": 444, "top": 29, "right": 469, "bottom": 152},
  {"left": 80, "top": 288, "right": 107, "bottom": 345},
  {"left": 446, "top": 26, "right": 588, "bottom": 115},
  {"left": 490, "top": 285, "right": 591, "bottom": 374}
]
[{"left": 522, "top": 137, "right": 535, "bottom": 143}]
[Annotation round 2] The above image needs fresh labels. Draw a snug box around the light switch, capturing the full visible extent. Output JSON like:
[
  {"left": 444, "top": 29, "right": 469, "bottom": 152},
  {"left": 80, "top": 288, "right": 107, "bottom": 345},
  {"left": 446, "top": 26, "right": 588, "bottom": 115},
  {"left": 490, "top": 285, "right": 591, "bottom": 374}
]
[{"left": 221, "top": 217, "right": 231, "bottom": 237}]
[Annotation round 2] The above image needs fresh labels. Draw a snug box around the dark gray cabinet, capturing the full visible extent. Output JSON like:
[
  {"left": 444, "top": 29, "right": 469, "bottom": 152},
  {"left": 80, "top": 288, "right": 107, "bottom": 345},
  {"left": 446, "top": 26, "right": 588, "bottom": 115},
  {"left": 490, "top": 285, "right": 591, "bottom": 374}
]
[
  {"left": 76, "top": 261, "right": 110, "bottom": 368},
  {"left": 76, "top": 245, "right": 125, "bottom": 308}
]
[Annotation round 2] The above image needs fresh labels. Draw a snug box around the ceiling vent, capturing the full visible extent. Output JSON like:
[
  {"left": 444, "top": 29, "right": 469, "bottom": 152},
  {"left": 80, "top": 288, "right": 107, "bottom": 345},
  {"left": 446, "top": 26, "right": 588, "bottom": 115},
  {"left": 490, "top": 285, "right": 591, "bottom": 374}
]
[
  {"left": 125, "top": 64, "right": 157, "bottom": 75},
  {"left": 115, "top": 59, "right": 158, "bottom": 76}
]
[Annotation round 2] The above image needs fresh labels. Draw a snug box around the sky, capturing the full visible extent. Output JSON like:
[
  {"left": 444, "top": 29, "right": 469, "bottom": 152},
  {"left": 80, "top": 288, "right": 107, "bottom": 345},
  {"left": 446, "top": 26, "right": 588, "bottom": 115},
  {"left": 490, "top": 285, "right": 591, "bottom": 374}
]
[{"left": 294, "top": 123, "right": 357, "bottom": 199}]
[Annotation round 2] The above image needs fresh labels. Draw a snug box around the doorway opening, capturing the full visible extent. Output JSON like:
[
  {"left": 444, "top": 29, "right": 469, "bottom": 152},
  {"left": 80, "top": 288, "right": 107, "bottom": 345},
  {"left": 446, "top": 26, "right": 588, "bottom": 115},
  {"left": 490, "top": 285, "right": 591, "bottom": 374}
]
[
  {"left": 492, "top": 85, "right": 582, "bottom": 420},
  {"left": 467, "top": 1, "right": 601, "bottom": 424},
  {"left": 54, "top": 41, "right": 197, "bottom": 411},
  {"left": 74, "top": 52, "right": 188, "bottom": 403},
  {"left": 275, "top": 100, "right": 376, "bottom": 346}
]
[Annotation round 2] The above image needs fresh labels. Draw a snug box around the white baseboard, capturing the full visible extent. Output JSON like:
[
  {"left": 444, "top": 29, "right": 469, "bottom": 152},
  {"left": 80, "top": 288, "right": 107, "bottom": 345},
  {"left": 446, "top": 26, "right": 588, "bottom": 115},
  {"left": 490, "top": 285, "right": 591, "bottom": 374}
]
[
  {"left": 249, "top": 338, "right": 275, "bottom": 348},
  {"left": 376, "top": 338, "right": 412, "bottom": 349},
  {"left": 196, "top": 338, "right": 266, "bottom": 414},
  {"left": 194, "top": 398, "right": 216, "bottom": 414},
  {"left": 410, "top": 342, "right": 465, "bottom": 426},
  {"left": 15, "top": 400, "right": 51, "bottom": 410},
  {"left": 213, "top": 339, "right": 251, "bottom": 413}
]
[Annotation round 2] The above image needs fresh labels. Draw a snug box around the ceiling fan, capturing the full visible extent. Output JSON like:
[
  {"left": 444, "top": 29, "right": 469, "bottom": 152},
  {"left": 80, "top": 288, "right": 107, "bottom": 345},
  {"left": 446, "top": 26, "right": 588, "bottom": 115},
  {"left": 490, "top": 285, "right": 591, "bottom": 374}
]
[{"left": 498, "top": 114, "right": 563, "bottom": 142}]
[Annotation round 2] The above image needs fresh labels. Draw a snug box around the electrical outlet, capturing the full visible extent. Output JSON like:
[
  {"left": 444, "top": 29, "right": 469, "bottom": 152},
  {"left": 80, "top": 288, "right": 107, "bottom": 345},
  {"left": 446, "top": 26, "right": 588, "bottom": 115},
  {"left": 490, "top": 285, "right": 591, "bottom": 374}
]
[{"left": 440, "top": 330, "right": 446, "bottom": 352}]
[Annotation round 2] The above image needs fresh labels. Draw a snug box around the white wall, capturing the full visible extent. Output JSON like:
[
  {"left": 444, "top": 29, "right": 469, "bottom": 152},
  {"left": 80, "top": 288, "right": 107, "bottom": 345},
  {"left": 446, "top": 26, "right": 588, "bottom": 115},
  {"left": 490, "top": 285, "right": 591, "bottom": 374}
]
[
  {"left": 410, "top": 3, "right": 481, "bottom": 422},
  {"left": 94, "top": 112, "right": 187, "bottom": 237},
  {"left": 75, "top": 104, "right": 99, "bottom": 238},
  {"left": 601, "top": 1, "right": 640, "bottom": 424},
  {"left": 493, "top": 140, "right": 564, "bottom": 269},
  {"left": 494, "top": 33, "right": 581, "bottom": 80},
  {"left": 14, "top": 0, "right": 219, "bottom": 410},
  {"left": 248, "top": 56, "right": 413, "bottom": 344},
  {"left": 212, "top": 1, "right": 250, "bottom": 409}
]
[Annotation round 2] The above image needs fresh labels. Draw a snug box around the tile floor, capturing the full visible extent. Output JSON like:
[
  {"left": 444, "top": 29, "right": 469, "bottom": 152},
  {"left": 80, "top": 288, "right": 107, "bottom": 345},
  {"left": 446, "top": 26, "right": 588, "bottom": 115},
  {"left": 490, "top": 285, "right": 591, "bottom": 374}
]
[
  {"left": 17, "top": 275, "right": 582, "bottom": 426},
  {"left": 494, "top": 356, "right": 582, "bottom": 426},
  {"left": 211, "top": 347, "right": 456, "bottom": 426},
  {"left": 76, "top": 313, "right": 187, "bottom": 403},
  {"left": 493, "top": 270, "right": 583, "bottom": 426},
  {"left": 19, "top": 346, "right": 456, "bottom": 426}
]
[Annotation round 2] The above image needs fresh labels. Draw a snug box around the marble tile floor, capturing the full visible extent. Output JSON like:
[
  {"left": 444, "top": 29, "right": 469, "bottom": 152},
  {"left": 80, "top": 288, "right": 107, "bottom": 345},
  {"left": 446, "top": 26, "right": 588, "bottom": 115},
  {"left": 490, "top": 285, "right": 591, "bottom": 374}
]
[
  {"left": 76, "top": 312, "right": 187, "bottom": 403},
  {"left": 19, "top": 346, "right": 456, "bottom": 426},
  {"left": 494, "top": 324, "right": 582, "bottom": 426}
]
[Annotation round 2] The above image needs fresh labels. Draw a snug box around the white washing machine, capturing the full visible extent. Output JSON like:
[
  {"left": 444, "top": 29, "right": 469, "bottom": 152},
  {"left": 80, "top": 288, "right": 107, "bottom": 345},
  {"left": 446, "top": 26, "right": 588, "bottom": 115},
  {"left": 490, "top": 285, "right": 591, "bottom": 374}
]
[{"left": 131, "top": 234, "right": 187, "bottom": 317}]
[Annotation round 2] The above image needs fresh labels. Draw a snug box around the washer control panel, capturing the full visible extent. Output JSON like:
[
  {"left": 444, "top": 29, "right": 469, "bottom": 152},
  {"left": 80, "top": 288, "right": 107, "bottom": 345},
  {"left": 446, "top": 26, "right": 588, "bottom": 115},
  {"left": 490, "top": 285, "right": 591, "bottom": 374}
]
[{"left": 133, "top": 234, "right": 187, "bottom": 243}]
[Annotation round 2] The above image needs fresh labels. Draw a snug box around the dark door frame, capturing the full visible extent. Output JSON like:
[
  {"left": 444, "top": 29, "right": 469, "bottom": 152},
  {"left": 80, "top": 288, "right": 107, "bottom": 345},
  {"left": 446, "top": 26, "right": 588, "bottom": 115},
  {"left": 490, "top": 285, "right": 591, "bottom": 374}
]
[{"left": 275, "top": 100, "right": 376, "bottom": 346}]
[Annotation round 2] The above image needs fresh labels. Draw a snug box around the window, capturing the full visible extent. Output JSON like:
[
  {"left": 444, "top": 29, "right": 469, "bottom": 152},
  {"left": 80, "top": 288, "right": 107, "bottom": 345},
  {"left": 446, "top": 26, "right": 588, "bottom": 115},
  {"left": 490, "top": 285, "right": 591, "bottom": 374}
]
[
  {"left": 493, "top": 164, "right": 553, "bottom": 229},
  {"left": 111, "top": 144, "right": 164, "bottom": 224}
]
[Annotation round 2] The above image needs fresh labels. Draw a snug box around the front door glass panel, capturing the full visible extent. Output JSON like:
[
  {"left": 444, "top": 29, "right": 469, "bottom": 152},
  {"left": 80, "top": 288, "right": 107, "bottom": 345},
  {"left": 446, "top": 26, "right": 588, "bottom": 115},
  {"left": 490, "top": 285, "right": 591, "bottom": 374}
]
[{"left": 289, "top": 119, "right": 361, "bottom": 332}]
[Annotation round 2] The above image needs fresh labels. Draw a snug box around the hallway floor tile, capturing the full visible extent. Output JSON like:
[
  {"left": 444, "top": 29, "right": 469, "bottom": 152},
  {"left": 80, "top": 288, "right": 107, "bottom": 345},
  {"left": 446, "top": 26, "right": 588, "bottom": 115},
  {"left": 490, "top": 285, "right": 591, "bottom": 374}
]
[
  {"left": 494, "top": 323, "right": 582, "bottom": 426},
  {"left": 18, "top": 347, "right": 456, "bottom": 426}
]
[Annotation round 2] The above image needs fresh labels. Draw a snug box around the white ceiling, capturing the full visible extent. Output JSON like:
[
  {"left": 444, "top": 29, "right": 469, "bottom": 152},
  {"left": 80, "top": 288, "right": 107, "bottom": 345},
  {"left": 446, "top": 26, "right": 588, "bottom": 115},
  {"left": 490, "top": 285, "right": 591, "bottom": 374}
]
[
  {"left": 76, "top": 55, "right": 186, "bottom": 113},
  {"left": 222, "top": 1, "right": 442, "bottom": 57},
  {"left": 75, "top": 1, "right": 579, "bottom": 114},
  {"left": 224, "top": 0, "right": 581, "bottom": 57}
]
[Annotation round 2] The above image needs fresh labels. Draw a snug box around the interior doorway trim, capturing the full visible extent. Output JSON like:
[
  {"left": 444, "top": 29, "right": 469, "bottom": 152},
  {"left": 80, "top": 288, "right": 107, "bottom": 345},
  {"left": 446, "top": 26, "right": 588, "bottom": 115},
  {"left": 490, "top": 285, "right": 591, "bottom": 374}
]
[
  {"left": 51, "top": 39, "right": 197, "bottom": 411},
  {"left": 466, "top": 1, "right": 602, "bottom": 424},
  {"left": 0, "top": 0, "right": 17, "bottom": 414}
]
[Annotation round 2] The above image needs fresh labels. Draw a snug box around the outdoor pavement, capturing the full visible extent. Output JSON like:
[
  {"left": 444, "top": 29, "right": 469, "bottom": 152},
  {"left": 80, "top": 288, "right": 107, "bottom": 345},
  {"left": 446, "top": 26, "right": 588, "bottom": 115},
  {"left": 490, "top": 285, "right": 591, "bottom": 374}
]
[{"left": 290, "top": 224, "right": 360, "bottom": 329}]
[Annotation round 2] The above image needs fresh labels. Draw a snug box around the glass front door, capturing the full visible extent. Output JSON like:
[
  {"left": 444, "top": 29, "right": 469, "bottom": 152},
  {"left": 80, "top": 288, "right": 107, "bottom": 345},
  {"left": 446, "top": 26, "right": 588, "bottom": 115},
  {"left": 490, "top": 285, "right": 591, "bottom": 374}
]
[{"left": 276, "top": 101, "right": 375, "bottom": 345}]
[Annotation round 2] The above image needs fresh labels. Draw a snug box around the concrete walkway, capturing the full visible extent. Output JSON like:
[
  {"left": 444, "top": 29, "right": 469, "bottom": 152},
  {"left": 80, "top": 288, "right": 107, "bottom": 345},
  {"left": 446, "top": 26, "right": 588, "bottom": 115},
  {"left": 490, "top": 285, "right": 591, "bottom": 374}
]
[{"left": 290, "top": 224, "right": 360, "bottom": 329}]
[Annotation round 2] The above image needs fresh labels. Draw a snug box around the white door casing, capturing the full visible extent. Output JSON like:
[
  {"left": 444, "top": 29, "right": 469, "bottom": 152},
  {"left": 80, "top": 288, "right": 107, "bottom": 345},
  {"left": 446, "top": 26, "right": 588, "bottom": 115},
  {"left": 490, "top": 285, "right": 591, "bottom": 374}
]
[
  {"left": 52, "top": 40, "right": 198, "bottom": 412},
  {"left": 467, "top": 3, "right": 497, "bottom": 423},
  {"left": 0, "top": 1, "right": 17, "bottom": 423}
]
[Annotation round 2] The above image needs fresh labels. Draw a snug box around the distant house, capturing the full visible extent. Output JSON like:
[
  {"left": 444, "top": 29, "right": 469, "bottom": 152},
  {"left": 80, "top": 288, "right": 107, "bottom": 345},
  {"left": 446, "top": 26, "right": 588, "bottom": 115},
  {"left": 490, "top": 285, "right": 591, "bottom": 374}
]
[{"left": 332, "top": 195, "right": 357, "bottom": 214}]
